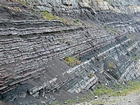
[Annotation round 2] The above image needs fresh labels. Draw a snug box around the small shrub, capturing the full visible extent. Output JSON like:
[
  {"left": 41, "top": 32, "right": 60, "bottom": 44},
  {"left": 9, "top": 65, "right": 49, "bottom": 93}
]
[
  {"left": 41, "top": 11, "right": 57, "bottom": 20},
  {"left": 75, "top": 19, "right": 80, "bottom": 23},
  {"left": 88, "top": 73, "right": 94, "bottom": 78},
  {"left": 134, "top": 56, "right": 138, "bottom": 61},
  {"left": 93, "top": 84, "right": 113, "bottom": 96},
  {"left": 52, "top": 102, "right": 57, "bottom": 105},
  {"left": 106, "top": 0, "right": 112, "bottom": 5},
  {"left": 114, "top": 82, "right": 120, "bottom": 88},
  {"left": 108, "top": 62, "right": 116, "bottom": 69}
]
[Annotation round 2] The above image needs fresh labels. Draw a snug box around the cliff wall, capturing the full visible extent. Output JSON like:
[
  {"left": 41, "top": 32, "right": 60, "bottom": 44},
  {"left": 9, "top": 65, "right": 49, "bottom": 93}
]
[{"left": 0, "top": 1, "right": 140, "bottom": 105}]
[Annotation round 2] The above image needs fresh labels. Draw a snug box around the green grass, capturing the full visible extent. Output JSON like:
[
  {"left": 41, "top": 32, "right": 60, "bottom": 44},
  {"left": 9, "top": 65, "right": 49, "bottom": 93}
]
[
  {"left": 93, "top": 84, "right": 113, "bottom": 96},
  {"left": 40, "top": 11, "right": 77, "bottom": 25},
  {"left": 106, "top": 0, "right": 112, "bottom": 5},
  {"left": 41, "top": 11, "right": 58, "bottom": 20},
  {"left": 74, "top": 19, "right": 80, "bottom": 23},
  {"left": 53, "top": 81, "right": 140, "bottom": 105},
  {"left": 108, "top": 62, "right": 116, "bottom": 69},
  {"left": 52, "top": 102, "right": 57, "bottom": 105},
  {"left": 103, "top": 24, "right": 119, "bottom": 35},
  {"left": 64, "top": 56, "right": 80, "bottom": 66},
  {"left": 93, "top": 81, "right": 140, "bottom": 97},
  {"left": 134, "top": 56, "right": 139, "bottom": 61}
]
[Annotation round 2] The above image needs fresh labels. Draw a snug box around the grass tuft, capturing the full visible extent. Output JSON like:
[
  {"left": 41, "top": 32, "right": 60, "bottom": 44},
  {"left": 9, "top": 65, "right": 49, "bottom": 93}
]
[
  {"left": 41, "top": 11, "right": 58, "bottom": 20},
  {"left": 64, "top": 56, "right": 80, "bottom": 66}
]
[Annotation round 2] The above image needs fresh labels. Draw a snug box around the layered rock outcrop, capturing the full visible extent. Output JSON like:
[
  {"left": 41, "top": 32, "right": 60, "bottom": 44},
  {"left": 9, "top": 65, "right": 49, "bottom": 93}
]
[
  {"left": 0, "top": 1, "right": 140, "bottom": 105},
  {"left": 13, "top": 0, "right": 140, "bottom": 14}
]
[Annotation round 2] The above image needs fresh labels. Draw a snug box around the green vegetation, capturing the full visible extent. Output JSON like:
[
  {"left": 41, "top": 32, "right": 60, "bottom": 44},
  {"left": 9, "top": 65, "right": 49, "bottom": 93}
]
[
  {"left": 93, "top": 84, "right": 113, "bottom": 96},
  {"left": 109, "top": 27, "right": 119, "bottom": 34},
  {"left": 74, "top": 19, "right": 80, "bottom": 23},
  {"left": 114, "top": 82, "right": 120, "bottom": 88},
  {"left": 106, "top": 0, "right": 112, "bottom": 5},
  {"left": 64, "top": 56, "right": 80, "bottom": 66},
  {"left": 88, "top": 73, "right": 94, "bottom": 78},
  {"left": 134, "top": 56, "right": 139, "bottom": 61},
  {"left": 59, "top": 81, "right": 140, "bottom": 105},
  {"left": 108, "top": 62, "right": 116, "bottom": 69},
  {"left": 73, "top": 19, "right": 83, "bottom": 25},
  {"left": 103, "top": 24, "right": 119, "bottom": 35},
  {"left": 65, "top": 100, "right": 75, "bottom": 105},
  {"left": 40, "top": 11, "right": 79, "bottom": 25},
  {"left": 94, "top": 81, "right": 140, "bottom": 96},
  {"left": 52, "top": 102, "right": 57, "bottom": 105},
  {"left": 17, "top": 0, "right": 29, "bottom": 5},
  {"left": 41, "top": 11, "right": 58, "bottom": 20}
]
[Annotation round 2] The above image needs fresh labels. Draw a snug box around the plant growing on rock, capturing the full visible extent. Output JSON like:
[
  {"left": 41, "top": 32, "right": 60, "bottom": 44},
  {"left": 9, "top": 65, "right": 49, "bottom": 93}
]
[
  {"left": 134, "top": 56, "right": 139, "bottom": 61},
  {"left": 41, "top": 11, "right": 58, "bottom": 20},
  {"left": 74, "top": 19, "right": 80, "bottom": 23},
  {"left": 64, "top": 56, "right": 80, "bottom": 66},
  {"left": 108, "top": 62, "right": 116, "bottom": 69},
  {"left": 103, "top": 24, "right": 119, "bottom": 35},
  {"left": 88, "top": 73, "right": 94, "bottom": 78},
  {"left": 93, "top": 84, "right": 113, "bottom": 96},
  {"left": 106, "top": 0, "right": 112, "bottom": 5},
  {"left": 52, "top": 102, "right": 57, "bottom": 105}
]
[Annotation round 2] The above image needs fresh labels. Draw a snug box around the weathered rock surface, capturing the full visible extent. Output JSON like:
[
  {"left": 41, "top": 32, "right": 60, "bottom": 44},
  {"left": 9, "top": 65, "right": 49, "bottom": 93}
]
[
  {"left": 12, "top": 0, "right": 140, "bottom": 15},
  {"left": 0, "top": 1, "right": 140, "bottom": 105}
]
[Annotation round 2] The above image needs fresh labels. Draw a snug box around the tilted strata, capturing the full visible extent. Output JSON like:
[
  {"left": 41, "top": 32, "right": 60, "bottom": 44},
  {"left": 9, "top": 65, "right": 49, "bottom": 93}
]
[
  {"left": 0, "top": 1, "right": 140, "bottom": 105},
  {"left": 0, "top": 18, "right": 139, "bottom": 104}
]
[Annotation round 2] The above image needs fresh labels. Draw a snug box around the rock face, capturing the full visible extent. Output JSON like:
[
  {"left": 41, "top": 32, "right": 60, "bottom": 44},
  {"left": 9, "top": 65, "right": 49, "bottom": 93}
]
[
  {"left": 0, "top": 1, "right": 140, "bottom": 105},
  {"left": 10, "top": 0, "right": 140, "bottom": 22},
  {"left": 15, "top": 0, "right": 140, "bottom": 14}
]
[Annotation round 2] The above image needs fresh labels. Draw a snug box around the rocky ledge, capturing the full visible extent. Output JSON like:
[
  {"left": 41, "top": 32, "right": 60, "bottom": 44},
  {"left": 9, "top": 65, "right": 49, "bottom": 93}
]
[{"left": 0, "top": 0, "right": 140, "bottom": 105}]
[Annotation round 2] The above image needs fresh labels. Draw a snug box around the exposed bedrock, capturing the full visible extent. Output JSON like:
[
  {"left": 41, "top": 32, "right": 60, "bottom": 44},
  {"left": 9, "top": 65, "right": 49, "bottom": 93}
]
[
  {"left": 11, "top": 0, "right": 140, "bottom": 20},
  {"left": 0, "top": 1, "right": 140, "bottom": 105},
  {"left": 0, "top": 18, "right": 139, "bottom": 104}
]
